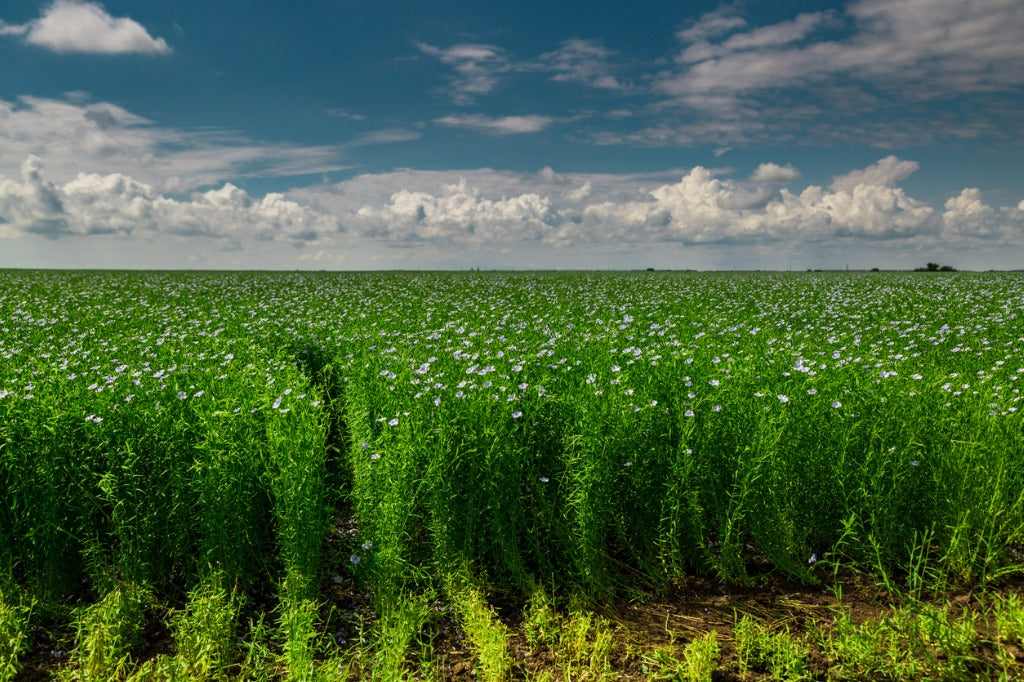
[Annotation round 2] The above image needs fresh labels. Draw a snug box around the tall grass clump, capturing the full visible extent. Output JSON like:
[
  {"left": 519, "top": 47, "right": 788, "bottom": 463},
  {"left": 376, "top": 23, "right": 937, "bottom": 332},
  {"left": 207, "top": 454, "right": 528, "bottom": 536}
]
[
  {"left": 69, "top": 582, "right": 149, "bottom": 681},
  {"left": 0, "top": 587, "right": 33, "bottom": 682}
]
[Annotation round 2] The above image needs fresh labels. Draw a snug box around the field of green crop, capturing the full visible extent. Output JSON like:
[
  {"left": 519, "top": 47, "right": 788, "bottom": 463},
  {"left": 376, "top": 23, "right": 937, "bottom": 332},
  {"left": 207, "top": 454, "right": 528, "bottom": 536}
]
[{"left": 2, "top": 269, "right": 1024, "bottom": 680}]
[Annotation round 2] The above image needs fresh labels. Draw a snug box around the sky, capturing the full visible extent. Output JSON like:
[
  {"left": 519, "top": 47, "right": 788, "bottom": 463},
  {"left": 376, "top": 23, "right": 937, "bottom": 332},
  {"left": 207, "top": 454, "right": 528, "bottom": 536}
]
[{"left": 1, "top": 0, "right": 1023, "bottom": 271}]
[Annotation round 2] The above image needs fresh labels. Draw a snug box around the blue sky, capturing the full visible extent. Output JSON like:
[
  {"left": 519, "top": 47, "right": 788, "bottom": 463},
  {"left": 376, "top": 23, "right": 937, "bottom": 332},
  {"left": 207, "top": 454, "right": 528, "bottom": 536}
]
[{"left": 1, "top": 0, "right": 1023, "bottom": 270}]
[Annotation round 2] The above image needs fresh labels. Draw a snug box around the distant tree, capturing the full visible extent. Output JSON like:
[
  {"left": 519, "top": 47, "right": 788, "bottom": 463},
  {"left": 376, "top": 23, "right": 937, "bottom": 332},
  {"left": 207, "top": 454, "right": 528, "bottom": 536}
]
[{"left": 915, "top": 262, "right": 956, "bottom": 272}]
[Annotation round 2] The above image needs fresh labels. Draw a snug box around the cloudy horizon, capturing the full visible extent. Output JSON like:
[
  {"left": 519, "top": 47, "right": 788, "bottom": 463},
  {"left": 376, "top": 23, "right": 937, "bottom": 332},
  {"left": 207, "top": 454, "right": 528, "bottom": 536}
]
[{"left": 2, "top": 0, "right": 1023, "bottom": 270}]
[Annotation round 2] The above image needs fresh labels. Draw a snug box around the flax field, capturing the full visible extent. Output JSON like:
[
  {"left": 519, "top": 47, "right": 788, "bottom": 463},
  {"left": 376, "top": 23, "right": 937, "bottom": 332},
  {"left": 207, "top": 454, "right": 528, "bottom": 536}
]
[{"left": 2, "top": 270, "right": 1023, "bottom": 680}]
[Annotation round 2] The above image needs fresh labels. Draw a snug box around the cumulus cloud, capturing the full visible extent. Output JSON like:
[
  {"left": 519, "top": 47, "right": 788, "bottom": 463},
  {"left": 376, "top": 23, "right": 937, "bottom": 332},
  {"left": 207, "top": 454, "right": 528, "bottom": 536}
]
[
  {"left": 751, "top": 162, "right": 800, "bottom": 183},
  {"left": 0, "top": 156, "right": 339, "bottom": 243},
  {"left": 354, "top": 178, "right": 562, "bottom": 245},
  {"left": 0, "top": 156, "right": 68, "bottom": 237},
  {"left": 941, "top": 189, "right": 1024, "bottom": 242},
  {"left": 0, "top": 0, "right": 170, "bottom": 54},
  {"left": 830, "top": 155, "right": 918, "bottom": 191},
  {"left": 435, "top": 114, "right": 556, "bottom": 135},
  {"left": 565, "top": 182, "right": 592, "bottom": 203},
  {"left": 9, "top": 154, "right": 1021, "bottom": 262},
  {"left": 768, "top": 182, "right": 933, "bottom": 240},
  {"left": 297, "top": 157, "right": 940, "bottom": 249},
  {"left": 578, "top": 159, "right": 934, "bottom": 245}
]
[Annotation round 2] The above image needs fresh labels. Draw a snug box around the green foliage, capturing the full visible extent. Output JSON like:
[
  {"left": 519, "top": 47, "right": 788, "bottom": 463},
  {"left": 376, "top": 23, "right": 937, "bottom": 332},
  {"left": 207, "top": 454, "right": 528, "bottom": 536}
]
[
  {"left": 521, "top": 588, "right": 614, "bottom": 681},
  {"left": 682, "top": 631, "right": 719, "bottom": 682},
  {"left": 817, "top": 599, "right": 995, "bottom": 680},
  {"left": 450, "top": 584, "right": 512, "bottom": 681},
  {"left": 734, "top": 615, "right": 808, "bottom": 680},
  {"left": 171, "top": 573, "right": 242, "bottom": 680},
  {"left": 523, "top": 587, "right": 560, "bottom": 651},
  {"left": 70, "top": 583, "right": 149, "bottom": 681},
  {"left": 995, "top": 592, "right": 1024, "bottom": 645},
  {"left": 0, "top": 588, "right": 33, "bottom": 682}
]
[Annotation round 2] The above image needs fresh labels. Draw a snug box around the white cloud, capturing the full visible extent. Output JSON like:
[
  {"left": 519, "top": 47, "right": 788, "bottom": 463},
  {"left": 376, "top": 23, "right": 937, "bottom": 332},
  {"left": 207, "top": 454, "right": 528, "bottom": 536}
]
[
  {"left": 296, "top": 157, "right": 939, "bottom": 250},
  {"left": 565, "top": 182, "right": 592, "bottom": 203},
  {"left": 345, "top": 128, "right": 422, "bottom": 147},
  {"left": 416, "top": 42, "right": 510, "bottom": 104},
  {"left": 419, "top": 37, "right": 631, "bottom": 105},
  {"left": 679, "top": 11, "right": 830, "bottom": 63},
  {"left": 676, "top": 7, "right": 747, "bottom": 43},
  {"left": 941, "top": 188, "right": 1024, "bottom": 242},
  {"left": 354, "top": 178, "right": 561, "bottom": 245},
  {"left": 8, "top": 155, "right": 1024, "bottom": 267},
  {"left": 1, "top": 0, "right": 169, "bottom": 55},
  {"left": 0, "top": 156, "right": 339, "bottom": 243},
  {"left": 0, "top": 96, "right": 348, "bottom": 192},
  {"left": 720, "top": 11, "right": 830, "bottom": 52},
  {"left": 435, "top": 114, "right": 556, "bottom": 135},
  {"left": 646, "top": 0, "right": 1024, "bottom": 147},
  {"left": 5, "top": 157, "right": 1022, "bottom": 270},
  {"left": 578, "top": 160, "right": 935, "bottom": 245},
  {"left": 664, "top": 0, "right": 1024, "bottom": 98},
  {"left": 751, "top": 162, "right": 800, "bottom": 183},
  {"left": 0, "top": 156, "right": 67, "bottom": 238},
  {"left": 540, "top": 39, "right": 626, "bottom": 90},
  {"left": 830, "top": 155, "right": 919, "bottom": 191},
  {"left": 770, "top": 182, "right": 933, "bottom": 240}
]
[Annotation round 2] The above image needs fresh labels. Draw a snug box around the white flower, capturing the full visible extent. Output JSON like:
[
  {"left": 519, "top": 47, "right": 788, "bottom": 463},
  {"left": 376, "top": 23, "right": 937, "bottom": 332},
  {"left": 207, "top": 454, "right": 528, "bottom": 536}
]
[
  {"left": 831, "top": 401, "right": 842, "bottom": 409},
  {"left": 512, "top": 411, "right": 523, "bottom": 419},
  {"left": 177, "top": 391, "right": 187, "bottom": 400},
  {"left": 777, "top": 394, "right": 789, "bottom": 403},
  {"left": 388, "top": 418, "right": 399, "bottom": 426}
]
